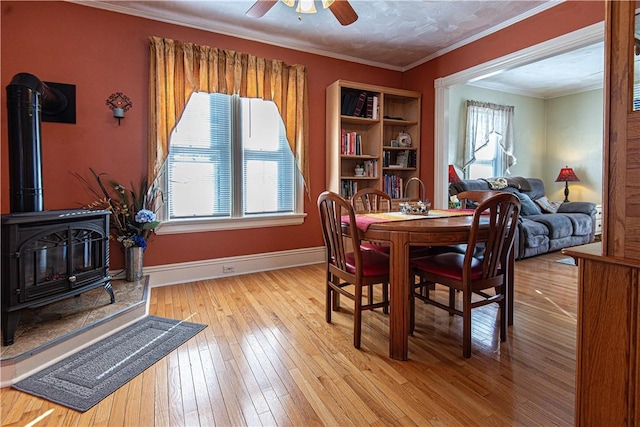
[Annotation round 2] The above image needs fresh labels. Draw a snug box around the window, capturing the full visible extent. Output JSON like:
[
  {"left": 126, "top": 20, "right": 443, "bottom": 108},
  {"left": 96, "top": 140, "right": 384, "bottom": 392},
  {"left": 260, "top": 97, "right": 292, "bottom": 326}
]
[
  {"left": 161, "top": 92, "right": 302, "bottom": 232},
  {"left": 463, "top": 100, "right": 516, "bottom": 179},
  {"left": 467, "top": 131, "right": 501, "bottom": 179}
]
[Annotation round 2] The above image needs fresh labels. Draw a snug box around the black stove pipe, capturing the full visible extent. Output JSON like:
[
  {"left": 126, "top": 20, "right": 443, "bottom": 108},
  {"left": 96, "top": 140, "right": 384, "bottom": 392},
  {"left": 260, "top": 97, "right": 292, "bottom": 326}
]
[{"left": 6, "top": 73, "right": 67, "bottom": 213}]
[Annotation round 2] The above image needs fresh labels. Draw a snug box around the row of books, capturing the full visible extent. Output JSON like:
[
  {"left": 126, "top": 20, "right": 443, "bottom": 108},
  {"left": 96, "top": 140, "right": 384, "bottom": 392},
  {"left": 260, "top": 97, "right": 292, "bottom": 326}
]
[
  {"left": 383, "top": 150, "right": 417, "bottom": 168},
  {"left": 383, "top": 174, "right": 405, "bottom": 199},
  {"left": 341, "top": 91, "right": 379, "bottom": 119},
  {"left": 341, "top": 130, "right": 362, "bottom": 155},
  {"left": 340, "top": 179, "right": 358, "bottom": 199}
]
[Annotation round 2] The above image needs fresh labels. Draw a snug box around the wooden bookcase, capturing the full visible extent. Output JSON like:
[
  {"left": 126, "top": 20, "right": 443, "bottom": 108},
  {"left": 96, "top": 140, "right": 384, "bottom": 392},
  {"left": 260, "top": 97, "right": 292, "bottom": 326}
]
[{"left": 326, "top": 80, "right": 421, "bottom": 201}]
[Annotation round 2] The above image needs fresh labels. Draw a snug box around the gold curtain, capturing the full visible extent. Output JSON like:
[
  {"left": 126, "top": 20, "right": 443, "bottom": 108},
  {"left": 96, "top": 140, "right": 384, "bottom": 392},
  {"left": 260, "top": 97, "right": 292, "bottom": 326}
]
[{"left": 148, "top": 36, "right": 310, "bottom": 194}]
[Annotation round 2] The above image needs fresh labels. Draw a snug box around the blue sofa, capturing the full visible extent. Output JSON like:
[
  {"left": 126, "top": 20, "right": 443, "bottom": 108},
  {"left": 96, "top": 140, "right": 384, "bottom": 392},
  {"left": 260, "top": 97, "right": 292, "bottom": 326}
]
[{"left": 449, "top": 177, "right": 596, "bottom": 259}]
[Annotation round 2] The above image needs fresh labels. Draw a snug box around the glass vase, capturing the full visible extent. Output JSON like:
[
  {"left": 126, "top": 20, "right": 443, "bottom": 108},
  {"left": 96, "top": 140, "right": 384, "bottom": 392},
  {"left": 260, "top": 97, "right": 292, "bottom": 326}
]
[{"left": 125, "top": 246, "right": 144, "bottom": 282}]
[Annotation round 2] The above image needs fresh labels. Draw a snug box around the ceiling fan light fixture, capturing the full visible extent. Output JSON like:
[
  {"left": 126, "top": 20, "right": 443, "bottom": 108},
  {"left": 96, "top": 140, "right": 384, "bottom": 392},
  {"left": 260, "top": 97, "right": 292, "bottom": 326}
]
[
  {"left": 281, "top": 0, "right": 295, "bottom": 7},
  {"left": 322, "top": 0, "right": 334, "bottom": 8},
  {"left": 296, "top": 0, "right": 317, "bottom": 14}
]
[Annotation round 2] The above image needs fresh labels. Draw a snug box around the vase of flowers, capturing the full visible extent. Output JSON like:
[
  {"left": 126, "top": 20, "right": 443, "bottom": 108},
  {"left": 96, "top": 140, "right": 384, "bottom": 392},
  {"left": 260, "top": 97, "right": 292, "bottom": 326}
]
[{"left": 75, "top": 168, "right": 162, "bottom": 281}]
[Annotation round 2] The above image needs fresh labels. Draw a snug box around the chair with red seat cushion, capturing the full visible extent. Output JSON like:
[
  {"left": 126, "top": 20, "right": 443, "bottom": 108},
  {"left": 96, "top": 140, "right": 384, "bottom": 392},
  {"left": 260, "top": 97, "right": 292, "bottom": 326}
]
[
  {"left": 410, "top": 191, "right": 521, "bottom": 358},
  {"left": 318, "top": 191, "right": 390, "bottom": 349}
]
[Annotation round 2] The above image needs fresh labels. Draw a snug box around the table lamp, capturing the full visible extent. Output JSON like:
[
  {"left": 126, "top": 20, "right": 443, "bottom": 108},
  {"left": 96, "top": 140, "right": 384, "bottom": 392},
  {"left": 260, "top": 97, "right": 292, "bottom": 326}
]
[{"left": 555, "top": 166, "right": 579, "bottom": 202}]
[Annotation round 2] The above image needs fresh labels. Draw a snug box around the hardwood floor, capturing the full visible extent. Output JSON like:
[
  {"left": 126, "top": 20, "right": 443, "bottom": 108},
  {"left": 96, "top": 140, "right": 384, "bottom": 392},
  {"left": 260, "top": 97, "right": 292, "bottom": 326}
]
[{"left": 0, "top": 252, "right": 578, "bottom": 426}]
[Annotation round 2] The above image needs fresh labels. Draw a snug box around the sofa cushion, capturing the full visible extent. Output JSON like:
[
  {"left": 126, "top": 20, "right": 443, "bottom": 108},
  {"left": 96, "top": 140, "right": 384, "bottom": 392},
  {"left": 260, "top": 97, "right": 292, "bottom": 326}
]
[
  {"left": 520, "top": 217, "right": 549, "bottom": 248},
  {"left": 523, "top": 178, "right": 546, "bottom": 201},
  {"left": 449, "top": 179, "right": 491, "bottom": 193},
  {"left": 557, "top": 201, "right": 596, "bottom": 215},
  {"left": 526, "top": 214, "right": 573, "bottom": 239},
  {"left": 505, "top": 176, "right": 532, "bottom": 191},
  {"left": 535, "top": 196, "right": 561, "bottom": 213},
  {"left": 563, "top": 213, "right": 593, "bottom": 236},
  {"left": 514, "top": 192, "right": 542, "bottom": 216}
]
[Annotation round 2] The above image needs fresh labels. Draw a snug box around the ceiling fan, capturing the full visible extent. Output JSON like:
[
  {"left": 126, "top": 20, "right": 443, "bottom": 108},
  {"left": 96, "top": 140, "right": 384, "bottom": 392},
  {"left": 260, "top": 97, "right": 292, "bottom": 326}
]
[{"left": 247, "top": 0, "right": 358, "bottom": 26}]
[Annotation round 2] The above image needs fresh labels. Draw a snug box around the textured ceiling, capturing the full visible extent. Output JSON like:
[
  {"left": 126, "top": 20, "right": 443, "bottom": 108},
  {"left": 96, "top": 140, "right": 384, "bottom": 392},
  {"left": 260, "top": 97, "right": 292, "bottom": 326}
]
[
  {"left": 470, "top": 41, "right": 604, "bottom": 99},
  {"left": 78, "top": 0, "right": 555, "bottom": 69},
  {"left": 75, "top": 0, "right": 604, "bottom": 98}
]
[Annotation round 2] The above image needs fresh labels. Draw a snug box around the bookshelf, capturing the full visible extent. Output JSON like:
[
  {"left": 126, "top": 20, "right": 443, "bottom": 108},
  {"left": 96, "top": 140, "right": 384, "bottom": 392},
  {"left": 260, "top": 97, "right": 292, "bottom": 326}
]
[{"left": 326, "top": 80, "right": 421, "bottom": 201}]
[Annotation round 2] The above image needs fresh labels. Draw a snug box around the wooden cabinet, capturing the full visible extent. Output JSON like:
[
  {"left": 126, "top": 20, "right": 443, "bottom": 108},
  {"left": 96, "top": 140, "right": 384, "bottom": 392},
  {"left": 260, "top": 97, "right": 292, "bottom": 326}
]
[
  {"left": 326, "top": 80, "right": 421, "bottom": 200},
  {"left": 564, "top": 244, "right": 639, "bottom": 426}
]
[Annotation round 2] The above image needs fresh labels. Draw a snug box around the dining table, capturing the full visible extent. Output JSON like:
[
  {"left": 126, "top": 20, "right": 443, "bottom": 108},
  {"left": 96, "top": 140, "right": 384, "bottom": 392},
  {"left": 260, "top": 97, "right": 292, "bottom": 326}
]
[{"left": 345, "top": 210, "right": 515, "bottom": 361}]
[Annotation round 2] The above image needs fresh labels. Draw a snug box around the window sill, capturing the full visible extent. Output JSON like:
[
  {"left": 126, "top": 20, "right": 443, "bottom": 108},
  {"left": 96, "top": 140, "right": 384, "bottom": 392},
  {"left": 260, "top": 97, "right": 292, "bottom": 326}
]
[{"left": 155, "top": 213, "right": 307, "bottom": 235}]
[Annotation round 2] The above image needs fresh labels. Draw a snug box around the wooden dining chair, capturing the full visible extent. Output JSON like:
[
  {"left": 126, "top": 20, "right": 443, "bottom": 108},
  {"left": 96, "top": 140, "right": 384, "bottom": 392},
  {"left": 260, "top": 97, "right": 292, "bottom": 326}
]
[
  {"left": 440, "top": 190, "right": 506, "bottom": 257},
  {"left": 351, "top": 188, "right": 392, "bottom": 213},
  {"left": 351, "top": 187, "right": 433, "bottom": 256},
  {"left": 351, "top": 188, "right": 393, "bottom": 255},
  {"left": 409, "top": 192, "right": 521, "bottom": 358},
  {"left": 317, "top": 191, "right": 390, "bottom": 349}
]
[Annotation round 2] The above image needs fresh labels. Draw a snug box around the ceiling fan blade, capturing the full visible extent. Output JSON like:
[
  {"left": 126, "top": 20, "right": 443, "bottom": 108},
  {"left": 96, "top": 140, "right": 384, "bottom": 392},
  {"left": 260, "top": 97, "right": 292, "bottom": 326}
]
[
  {"left": 246, "top": 0, "right": 278, "bottom": 18},
  {"left": 328, "top": 1, "right": 358, "bottom": 26}
]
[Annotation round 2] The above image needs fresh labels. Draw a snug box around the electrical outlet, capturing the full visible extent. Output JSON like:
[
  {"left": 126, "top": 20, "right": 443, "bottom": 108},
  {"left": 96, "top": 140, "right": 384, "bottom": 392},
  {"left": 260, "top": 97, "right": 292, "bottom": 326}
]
[{"left": 222, "top": 265, "right": 235, "bottom": 274}]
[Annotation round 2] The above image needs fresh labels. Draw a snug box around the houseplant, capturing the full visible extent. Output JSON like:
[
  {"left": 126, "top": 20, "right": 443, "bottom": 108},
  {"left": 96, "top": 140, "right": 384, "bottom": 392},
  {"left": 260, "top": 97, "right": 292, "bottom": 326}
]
[{"left": 75, "top": 168, "right": 162, "bottom": 281}]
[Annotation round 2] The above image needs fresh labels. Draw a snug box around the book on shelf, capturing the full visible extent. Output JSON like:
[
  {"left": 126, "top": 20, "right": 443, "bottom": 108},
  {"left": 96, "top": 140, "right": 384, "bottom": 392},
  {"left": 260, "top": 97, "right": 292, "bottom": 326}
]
[
  {"left": 382, "top": 149, "right": 416, "bottom": 168},
  {"left": 341, "top": 92, "right": 359, "bottom": 116},
  {"left": 363, "top": 159, "right": 378, "bottom": 177},
  {"left": 341, "top": 179, "right": 358, "bottom": 199},
  {"left": 341, "top": 130, "right": 362, "bottom": 155},
  {"left": 341, "top": 90, "right": 377, "bottom": 118},
  {"left": 372, "top": 96, "right": 379, "bottom": 119},
  {"left": 365, "top": 95, "right": 379, "bottom": 119},
  {"left": 383, "top": 174, "right": 404, "bottom": 199},
  {"left": 353, "top": 92, "right": 367, "bottom": 117}
]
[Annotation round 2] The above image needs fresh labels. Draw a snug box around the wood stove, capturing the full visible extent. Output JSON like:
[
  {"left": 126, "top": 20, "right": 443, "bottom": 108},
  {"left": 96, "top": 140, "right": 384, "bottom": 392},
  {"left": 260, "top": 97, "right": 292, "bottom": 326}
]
[
  {"left": 2, "top": 73, "right": 114, "bottom": 346},
  {"left": 1, "top": 210, "right": 113, "bottom": 345}
]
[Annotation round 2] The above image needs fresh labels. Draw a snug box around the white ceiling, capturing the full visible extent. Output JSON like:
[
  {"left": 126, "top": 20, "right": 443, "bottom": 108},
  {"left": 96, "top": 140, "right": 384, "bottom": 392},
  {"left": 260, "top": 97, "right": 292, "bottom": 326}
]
[{"left": 75, "top": 0, "right": 604, "bottom": 98}]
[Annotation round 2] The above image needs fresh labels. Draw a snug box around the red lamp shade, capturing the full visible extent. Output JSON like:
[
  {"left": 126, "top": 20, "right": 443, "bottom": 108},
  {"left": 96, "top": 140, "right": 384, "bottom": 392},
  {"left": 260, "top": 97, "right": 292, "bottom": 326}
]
[
  {"left": 448, "top": 164, "right": 462, "bottom": 183},
  {"left": 555, "top": 166, "right": 580, "bottom": 183}
]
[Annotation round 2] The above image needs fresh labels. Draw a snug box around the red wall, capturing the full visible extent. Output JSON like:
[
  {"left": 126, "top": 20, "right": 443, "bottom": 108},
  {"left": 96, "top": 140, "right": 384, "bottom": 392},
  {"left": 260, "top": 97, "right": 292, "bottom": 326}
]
[
  {"left": 404, "top": 1, "right": 605, "bottom": 190},
  {"left": 0, "top": 1, "right": 402, "bottom": 268},
  {"left": 1, "top": 1, "right": 604, "bottom": 269}
]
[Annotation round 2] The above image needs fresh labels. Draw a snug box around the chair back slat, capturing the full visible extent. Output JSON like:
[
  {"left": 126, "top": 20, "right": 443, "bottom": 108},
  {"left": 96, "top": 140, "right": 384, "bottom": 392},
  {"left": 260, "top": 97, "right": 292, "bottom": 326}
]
[{"left": 318, "top": 191, "right": 362, "bottom": 274}]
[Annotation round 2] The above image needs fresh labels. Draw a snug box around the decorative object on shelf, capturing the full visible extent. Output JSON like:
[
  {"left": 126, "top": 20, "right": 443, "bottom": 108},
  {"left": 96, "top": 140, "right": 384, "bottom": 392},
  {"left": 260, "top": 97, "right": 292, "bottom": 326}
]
[
  {"left": 448, "top": 164, "right": 462, "bottom": 183},
  {"left": 354, "top": 165, "right": 364, "bottom": 176},
  {"left": 106, "top": 92, "right": 132, "bottom": 125},
  {"left": 74, "top": 168, "right": 162, "bottom": 281},
  {"left": 555, "top": 165, "right": 580, "bottom": 202},
  {"left": 397, "top": 131, "right": 412, "bottom": 147}
]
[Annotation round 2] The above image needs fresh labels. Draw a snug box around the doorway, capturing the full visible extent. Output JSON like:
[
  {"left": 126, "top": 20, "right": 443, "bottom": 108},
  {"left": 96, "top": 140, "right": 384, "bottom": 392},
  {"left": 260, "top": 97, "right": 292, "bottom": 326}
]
[{"left": 433, "top": 22, "right": 604, "bottom": 208}]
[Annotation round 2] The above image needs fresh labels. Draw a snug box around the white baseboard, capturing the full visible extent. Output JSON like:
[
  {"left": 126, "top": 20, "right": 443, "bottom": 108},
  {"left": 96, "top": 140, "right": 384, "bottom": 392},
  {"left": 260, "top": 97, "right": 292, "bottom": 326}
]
[{"left": 139, "top": 246, "right": 326, "bottom": 288}]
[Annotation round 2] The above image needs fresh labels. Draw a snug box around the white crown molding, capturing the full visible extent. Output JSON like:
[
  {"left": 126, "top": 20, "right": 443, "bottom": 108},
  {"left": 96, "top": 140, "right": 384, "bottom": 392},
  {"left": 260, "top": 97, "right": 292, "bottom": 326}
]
[
  {"left": 68, "top": 0, "right": 404, "bottom": 71},
  {"left": 69, "top": 0, "right": 562, "bottom": 72},
  {"left": 466, "top": 80, "right": 604, "bottom": 99}
]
